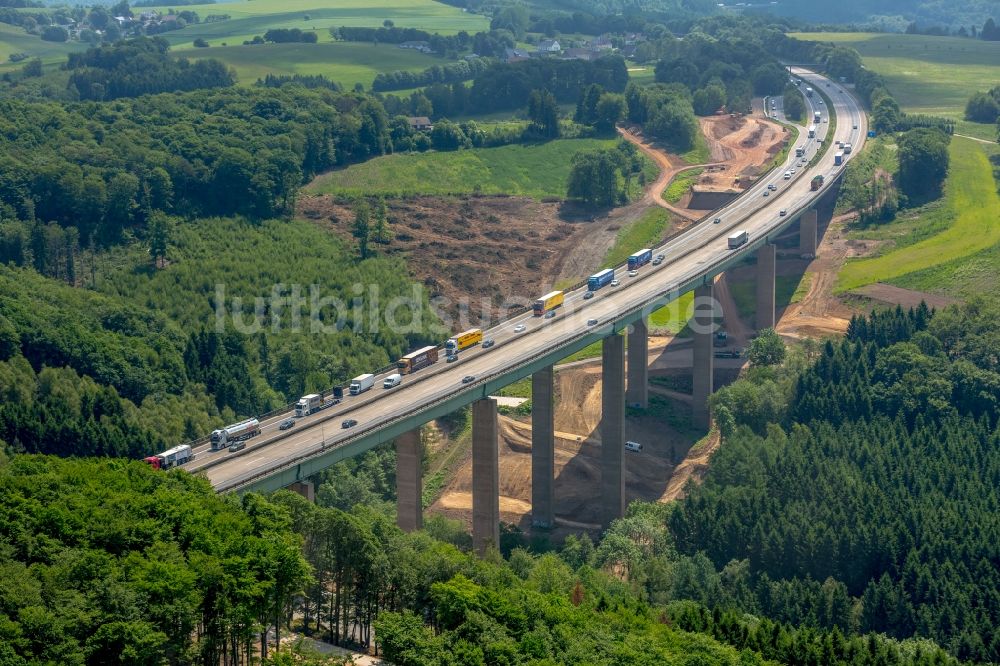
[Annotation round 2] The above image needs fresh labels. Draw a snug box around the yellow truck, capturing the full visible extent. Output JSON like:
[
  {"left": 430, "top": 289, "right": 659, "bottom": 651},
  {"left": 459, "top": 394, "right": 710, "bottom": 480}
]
[
  {"left": 533, "top": 290, "right": 565, "bottom": 316},
  {"left": 445, "top": 328, "right": 483, "bottom": 356}
]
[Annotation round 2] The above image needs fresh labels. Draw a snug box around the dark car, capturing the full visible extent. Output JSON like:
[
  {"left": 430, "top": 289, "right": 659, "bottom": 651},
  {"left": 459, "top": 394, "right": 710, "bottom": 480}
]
[
  {"left": 446, "top": 354, "right": 459, "bottom": 363},
  {"left": 583, "top": 291, "right": 594, "bottom": 300},
  {"left": 341, "top": 419, "right": 358, "bottom": 429},
  {"left": 482, "top": 338, "right": 495, "bottom": 349},
  {"left": 544, "top": 310, "right": 556, "bottom": 319},
  {"left": 462, "top": 375, "right": 476, "bottom": 384},
  {"left": 279, "top": 418, "right": 295, "bottom": 431}
]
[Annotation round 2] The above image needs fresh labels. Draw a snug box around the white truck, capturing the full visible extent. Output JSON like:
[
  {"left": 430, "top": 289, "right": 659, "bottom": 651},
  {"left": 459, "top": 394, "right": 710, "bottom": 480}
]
[
  {"left": 843, "top": 143, "right": 853, "bottom": 154},
  {"left": 383, "top": 373, "right": 402, "bottom": 389},
  {"left": 210, "top": 418, "right": 261, "bottom": 450},
  {"left": 295, "top": 394, "right": 322, "bottom": 417},
  {"left": 349, "top": 373, "right": 375, "bottom": 395},
  {"left": 807, "top": 125, "right": 816, "bottom": 138},
  {"left": 813, "top": 110, "right": 821, "bottom": 123},
  {"left": 727, "top": 230, "right": 749, "bottom": 249},
  {"left": 144, "top": 444, "right": 193, "bottom": 469}
]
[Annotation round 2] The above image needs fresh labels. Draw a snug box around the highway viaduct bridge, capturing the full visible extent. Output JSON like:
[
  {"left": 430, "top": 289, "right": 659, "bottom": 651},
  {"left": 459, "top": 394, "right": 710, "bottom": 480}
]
[{"left": 185, "top": 68, "right": 867, "bottom": 555}]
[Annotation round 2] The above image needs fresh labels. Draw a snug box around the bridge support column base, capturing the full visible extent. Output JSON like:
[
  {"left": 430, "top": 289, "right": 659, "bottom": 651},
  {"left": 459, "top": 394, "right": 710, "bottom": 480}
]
[
  {"left": 626, "top": 319, "right": 648, "bottom": 409},
  {"left": 601, "top": 334, "right": 625, "bottom": 527},
  {"left": 531, "top": 366, "right": 555, "bottom": 529},
  {"left": 756, "top": 243, "right": 776, "bottom": 331},
  {"left": 287, "top": 480, "right": 315, "bottom": 503},
  {"left": 396, "top": 428, "right": 423, "bottom": 533},
  {"left": 799, "top": 209, "right": 818, "bottom": 258},
  {"left": 472, "top": 398, "right": 500, "bottom": 556},
  {"left": 692, "top": 283, "right": 715, "bottom": 430}
]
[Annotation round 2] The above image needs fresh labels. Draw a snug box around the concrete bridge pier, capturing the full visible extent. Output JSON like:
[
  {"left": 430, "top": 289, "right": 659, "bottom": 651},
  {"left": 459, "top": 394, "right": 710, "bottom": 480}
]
[
  {"left": 692, "top": 283, "right": 715, "bottom": 430},
  {"left": 395, "top": 428, "right": 423, "bottom": 533},
  {"left": 287, "top": 480, "right": 315, "bottom": 503},
  {"left": 601, "top": 334, "right": 625, "bottom": 527},
  {"left": 626, "top": 319, "right": 649, "bottom": 409},
  {"left": 472, "top": 398, "right": 500, "bottom": 556},
  {"left": 531, "top": 366, "right": 555, "bottom": 529},
  {"left": 799, "top": 209, "right": 818, "bottom": 258},
  {"left": 756, "top": 243, "right": 776, "bottom": 330}
]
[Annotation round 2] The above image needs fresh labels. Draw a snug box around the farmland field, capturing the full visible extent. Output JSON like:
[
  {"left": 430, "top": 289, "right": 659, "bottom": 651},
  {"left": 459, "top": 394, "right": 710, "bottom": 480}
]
[
  {"left": 837, "top": 137, "right": 1000, "bottom": 292},
  {"left": 147, "top": 0, "right": 488, "bottom": 47},
  {"left": 790, "top": 32, "right": 1000, "bottom": 139},
  {"left": 174, "top": 41, "right": 444, "bottom": 88},
  {"left": 307, "top": 138, "right": 652, "bottom": 200},
  {"left": 0, "top": 23, "right": 85, "bottom": 74}
]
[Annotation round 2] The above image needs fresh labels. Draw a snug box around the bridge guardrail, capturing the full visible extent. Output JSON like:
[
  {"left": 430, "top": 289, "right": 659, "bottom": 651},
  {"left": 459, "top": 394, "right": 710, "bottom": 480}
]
[{"left": 214, "top": 72, "right": 860, "bottom": 491}]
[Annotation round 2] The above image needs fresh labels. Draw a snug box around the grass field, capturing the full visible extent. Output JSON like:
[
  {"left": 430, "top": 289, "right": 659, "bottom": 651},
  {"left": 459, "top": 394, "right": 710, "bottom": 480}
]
[
  {"left": 174, "top": 40, "right": 443, "bottom": 88},
  {"left": 307, "top": 138, "right": 646, "bottom": 199},
  {"left": 601, "top": 208, "right": 671, "bottom": 268},
  {"left": 0, "top": 23, "right": 84, "bottom": 74},
  {"left": 664, "top": 168, "right": 703, "bottom": 203},
  {"left": 837, "top": 137, "right": 1000, "bottom": 292},
  {"left": 148, "top": 0, "right": 487, "bottom": 47},
  {"left": 790, "top": 32, "right": 1000, "bottom": 131}
]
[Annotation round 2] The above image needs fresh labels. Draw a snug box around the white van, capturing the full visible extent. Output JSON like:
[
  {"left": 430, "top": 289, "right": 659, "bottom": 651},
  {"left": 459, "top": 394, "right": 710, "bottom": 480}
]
[
  {"left": 383, "top": 373, "right": 402, "bottom": 389},
  {"left": 625, "top": 441, "right": 643, "bottom": 453}
]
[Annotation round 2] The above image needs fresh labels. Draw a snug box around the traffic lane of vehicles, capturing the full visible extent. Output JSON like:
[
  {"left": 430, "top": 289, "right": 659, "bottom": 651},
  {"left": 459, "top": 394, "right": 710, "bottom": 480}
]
[
  {"left": 207, "top": 273, "right": 711, "bottom": 487},
  {"left": 201, "top": 74, "right": 860, "bottom": 474},
  {"left": 209, "top": 121, "right": 867, "bottom": 485},
  {"left": 212, "top": 162, "right": 848, "bottom": 486}
]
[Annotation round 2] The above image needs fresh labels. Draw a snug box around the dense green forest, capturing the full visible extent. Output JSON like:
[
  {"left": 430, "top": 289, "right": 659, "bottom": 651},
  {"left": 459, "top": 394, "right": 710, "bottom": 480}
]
[
  {"left": 0, "top": 216, "right": 437, "bottom": 457},
  {"left": 671, "top": 300, "right": 1000, "bottom": 662},
  {"left": 0, "top": 456, "right": 309, "bottom": 665},
  {"left": 0, "top": 454, "right": 966, "bottom": 665}
]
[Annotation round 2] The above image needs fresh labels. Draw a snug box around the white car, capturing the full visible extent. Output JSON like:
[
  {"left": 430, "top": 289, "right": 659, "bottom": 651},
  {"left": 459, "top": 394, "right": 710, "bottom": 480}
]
[
  {"left": 628, "top": 270, "right": 639, "bottom": 277},
  {"left": 611, "top": 279, "right": 620, "bottom": 287},
  {"left": 779, "top": 209, "right": 787, "bottom": 217},
  {"left": 513, "top": 324, "right": 526, "bottom": 333},
  {"left": 768, "top": 183, "right": 777, "bottom": 191}
]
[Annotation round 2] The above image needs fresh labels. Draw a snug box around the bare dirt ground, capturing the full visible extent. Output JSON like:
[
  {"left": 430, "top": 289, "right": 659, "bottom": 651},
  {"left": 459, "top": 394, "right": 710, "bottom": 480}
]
[
  {"left": 298, "top": 195, "right": 627, "bottom": 324},
  {"left": 430, "top": 358, "right": 706, "bottom": 536},
  {"left": 696, "top": 114, "right": 787, "bottom": 191},
  {"left": 775, "top": 212, "right": 865, "bottom": 339},
  {"left": 428, "top": 332, "right": 747, "bottom": 536},
  {"left": 617, "top": 127, "right": 721, "bottom": 221},
  {"left": 618, "top": 113, "right": 787, "bottom": 221},
  {"left": 852, "top": 283, "right": 959, "bottom": 310}
]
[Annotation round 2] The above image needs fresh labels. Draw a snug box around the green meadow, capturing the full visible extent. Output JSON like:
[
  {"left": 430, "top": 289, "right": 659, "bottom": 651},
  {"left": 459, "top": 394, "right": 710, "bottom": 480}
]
[
  {"left": 307, "top": 138, "right": 649, "bottom": 200},
  {"left": 148, "top": 0, "right": 488, "bottom": 47},
  {"left": 837, "top": 137, "right": 1000, "bottom": 293},
  {"left": 0, "top": 23, "right": 84, "bottom": 74},
  {"left": 790, "top": 32, "right": 1000, "bottom": 139},
  {"left": 174, "top": 40, "right": 443, "bottom": 88}
]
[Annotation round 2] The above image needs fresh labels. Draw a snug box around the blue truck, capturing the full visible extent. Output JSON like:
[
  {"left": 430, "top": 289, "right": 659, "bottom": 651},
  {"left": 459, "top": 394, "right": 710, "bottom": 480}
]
[
  {"left": 627, "top": 248, "right": 653, "bottom": 271},
  {"left": 588, "top": 268, "right": 615, "bottom": 291}
]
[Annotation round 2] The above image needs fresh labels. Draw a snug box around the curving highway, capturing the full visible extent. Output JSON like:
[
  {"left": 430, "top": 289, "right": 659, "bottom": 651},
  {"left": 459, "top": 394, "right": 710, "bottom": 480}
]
[{"left": 191, "top": 68, "right": 867, "bottom": 494}]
